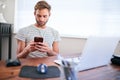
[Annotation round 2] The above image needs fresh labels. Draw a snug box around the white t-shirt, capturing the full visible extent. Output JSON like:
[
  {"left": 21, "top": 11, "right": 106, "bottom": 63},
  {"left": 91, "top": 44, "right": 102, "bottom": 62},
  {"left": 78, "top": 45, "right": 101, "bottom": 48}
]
[{"left": 15, "top": 24, "right": 61, "bottom": 58}]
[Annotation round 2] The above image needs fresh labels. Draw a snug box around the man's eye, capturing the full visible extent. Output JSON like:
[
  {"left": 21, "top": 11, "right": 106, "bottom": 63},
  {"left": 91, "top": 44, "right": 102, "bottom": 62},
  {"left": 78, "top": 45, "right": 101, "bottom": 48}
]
[
  {"left": 43, "top": 16, "right": 47, "bottom": 18},
  {"left": 37, "top": 15, "right": 41, "bottom": 17}
]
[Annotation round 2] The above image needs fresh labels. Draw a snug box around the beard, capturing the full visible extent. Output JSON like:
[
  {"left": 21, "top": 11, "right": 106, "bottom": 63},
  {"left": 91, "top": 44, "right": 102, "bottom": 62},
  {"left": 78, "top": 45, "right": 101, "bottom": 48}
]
[{"left": 36, "top": 19, "right": 48, "bottom": 27}]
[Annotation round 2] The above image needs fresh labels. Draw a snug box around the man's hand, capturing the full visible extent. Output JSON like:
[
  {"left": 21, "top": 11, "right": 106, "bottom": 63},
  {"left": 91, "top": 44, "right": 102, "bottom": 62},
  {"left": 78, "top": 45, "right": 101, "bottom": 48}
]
[
  {"left": 17, "top": 40, "right": 37, "bottom": 58},
  {"left": 34, "top": 42, "right": 58, "bottom": 56},
  {"left": 35, "top": 42, "right": 51, "bottom": 53},
  {"left": 25, "top": 41, "right": 37, "bottom": 53}
]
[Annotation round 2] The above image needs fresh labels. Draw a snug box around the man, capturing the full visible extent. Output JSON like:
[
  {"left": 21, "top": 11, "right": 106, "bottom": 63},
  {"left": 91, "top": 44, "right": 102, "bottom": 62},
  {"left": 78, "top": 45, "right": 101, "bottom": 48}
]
[{"left": 15, "top": 0, "right": 61, "bottom": 58}]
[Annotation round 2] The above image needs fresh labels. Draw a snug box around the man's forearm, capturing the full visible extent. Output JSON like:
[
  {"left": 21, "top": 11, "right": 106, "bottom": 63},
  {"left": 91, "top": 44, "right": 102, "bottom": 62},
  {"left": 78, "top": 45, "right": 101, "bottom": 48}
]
[
  {"left": 47, "top": 49, "right": 58, "bottom": 56},
  {"left": 17, "top": 48, "right": 30, "bottom": 58}
]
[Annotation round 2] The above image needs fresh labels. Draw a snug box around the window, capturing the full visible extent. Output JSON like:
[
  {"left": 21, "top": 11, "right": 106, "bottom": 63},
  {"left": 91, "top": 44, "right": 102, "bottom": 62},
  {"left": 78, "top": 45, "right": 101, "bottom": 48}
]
[{"left": 14, "top": 0, "right": 120, "bottom": 38}]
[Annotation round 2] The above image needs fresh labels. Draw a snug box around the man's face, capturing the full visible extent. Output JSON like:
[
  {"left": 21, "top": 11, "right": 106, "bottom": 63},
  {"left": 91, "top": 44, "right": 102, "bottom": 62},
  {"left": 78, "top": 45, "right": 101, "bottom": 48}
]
[{"left": 34, "top": 9, "right": 50, "bottom": 27}]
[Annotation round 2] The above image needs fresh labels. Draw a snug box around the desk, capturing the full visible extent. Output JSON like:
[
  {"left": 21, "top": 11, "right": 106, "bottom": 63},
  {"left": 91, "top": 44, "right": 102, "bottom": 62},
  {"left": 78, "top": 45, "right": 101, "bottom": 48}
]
[{"left": 0, "top": 56, "right": 120, "bottom": 80}]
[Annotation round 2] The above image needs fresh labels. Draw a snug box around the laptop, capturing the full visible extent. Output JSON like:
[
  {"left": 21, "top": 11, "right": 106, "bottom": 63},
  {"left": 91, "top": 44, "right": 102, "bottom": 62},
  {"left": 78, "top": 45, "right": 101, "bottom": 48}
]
[
  {"left": 54, "top": 36, "right": 119, "bottom": 71},
  {"left": 76, "top": 36, "right": 119, "bottom": 72}
]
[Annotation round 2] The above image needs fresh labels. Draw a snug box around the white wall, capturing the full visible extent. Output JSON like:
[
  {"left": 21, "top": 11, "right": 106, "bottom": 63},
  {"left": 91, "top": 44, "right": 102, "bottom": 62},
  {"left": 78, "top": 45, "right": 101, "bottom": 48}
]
[{"left": 0, "top": 0, "right": 15, "bottom": 24}]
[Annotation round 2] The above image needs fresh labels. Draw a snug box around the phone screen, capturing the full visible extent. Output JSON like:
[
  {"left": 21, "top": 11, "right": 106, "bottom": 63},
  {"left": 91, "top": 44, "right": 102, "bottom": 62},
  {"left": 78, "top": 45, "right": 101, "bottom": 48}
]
[{"left": 34, "top": 37, "right": 43, "bottom": 42}]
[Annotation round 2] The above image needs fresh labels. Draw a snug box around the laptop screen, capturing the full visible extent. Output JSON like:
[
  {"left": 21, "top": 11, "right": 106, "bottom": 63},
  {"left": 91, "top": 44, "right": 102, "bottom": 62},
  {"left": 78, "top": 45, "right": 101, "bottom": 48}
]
[{"left": 77, "top": 36, "right": 119, "bottom": 71}]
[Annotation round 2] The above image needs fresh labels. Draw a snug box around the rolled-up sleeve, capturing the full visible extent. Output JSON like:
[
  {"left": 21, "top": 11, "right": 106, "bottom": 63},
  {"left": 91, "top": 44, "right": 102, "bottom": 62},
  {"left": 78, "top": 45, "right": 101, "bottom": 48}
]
[
  {"left": 53, "top": 30, "right": 61, "bottom": 42},
  {"left": 15, "top": 28, "right": 26, "bottom": 42}
]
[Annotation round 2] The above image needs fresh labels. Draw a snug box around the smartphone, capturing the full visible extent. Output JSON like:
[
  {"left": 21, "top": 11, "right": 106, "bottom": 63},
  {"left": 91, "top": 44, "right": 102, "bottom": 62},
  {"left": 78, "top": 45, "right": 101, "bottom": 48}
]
[{"left": 34, "top": 37, "right": 43, "bottom": 42}]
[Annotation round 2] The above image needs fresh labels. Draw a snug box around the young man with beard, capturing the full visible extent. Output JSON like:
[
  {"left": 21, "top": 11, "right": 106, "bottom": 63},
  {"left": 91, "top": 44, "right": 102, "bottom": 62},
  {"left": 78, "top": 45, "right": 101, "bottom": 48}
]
[{"left": 15, "top": 1, "right": 61, "bottom": 58}]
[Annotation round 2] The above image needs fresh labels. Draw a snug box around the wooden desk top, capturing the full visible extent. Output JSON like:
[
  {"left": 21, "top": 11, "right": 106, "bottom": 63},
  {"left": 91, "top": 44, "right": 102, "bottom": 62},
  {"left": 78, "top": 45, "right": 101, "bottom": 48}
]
[{"left": 0, "top": 56, "right": 120, "bottom": 80}]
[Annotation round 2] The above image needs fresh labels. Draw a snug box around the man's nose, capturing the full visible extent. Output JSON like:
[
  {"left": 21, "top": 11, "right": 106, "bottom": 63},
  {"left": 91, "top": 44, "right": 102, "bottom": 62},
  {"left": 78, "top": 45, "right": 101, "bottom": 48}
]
[{"left": 39, "top": 17, "right": 44, "bottom": 21}]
